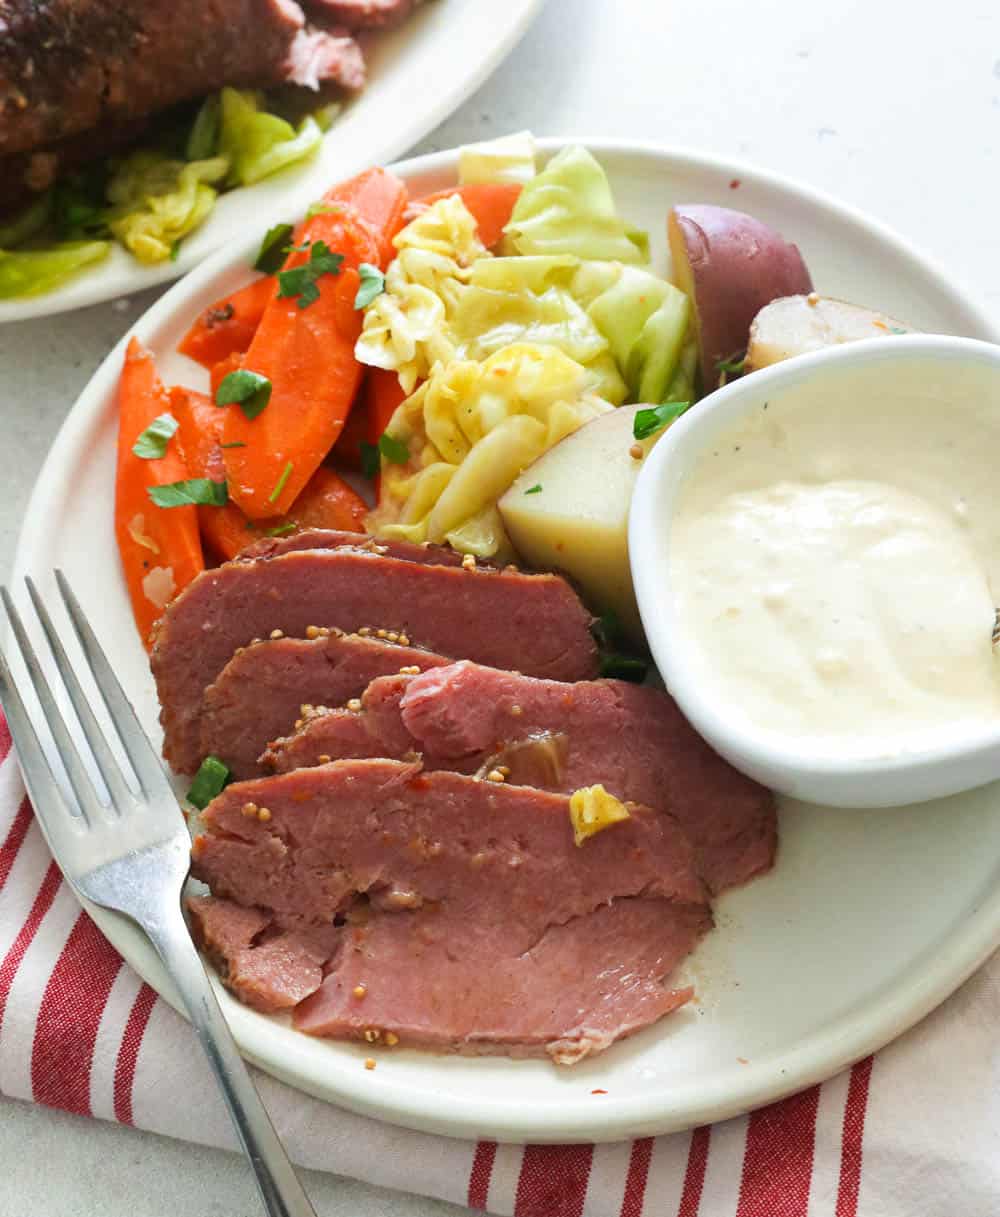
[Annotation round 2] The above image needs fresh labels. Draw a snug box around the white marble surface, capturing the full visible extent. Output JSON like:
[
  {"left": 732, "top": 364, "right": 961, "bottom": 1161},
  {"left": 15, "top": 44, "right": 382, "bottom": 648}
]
[{"left": 1, "top": 0, "right": 998, "bottom": 1212}]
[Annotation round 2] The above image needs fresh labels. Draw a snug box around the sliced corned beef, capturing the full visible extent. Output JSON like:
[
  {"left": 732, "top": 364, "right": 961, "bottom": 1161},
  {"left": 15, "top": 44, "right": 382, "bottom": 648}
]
[
  {"left": 200, "top": 632, "right": 450, "bottom": 779},
  {"left": 152, "top": 547, "right": 597, "bottom": 773},
  {"left": 263, "top": 660, "right": 777, "bottom": 893},
  {"left": 191, "top": 758, "right": 709, "bottom": 1060}
]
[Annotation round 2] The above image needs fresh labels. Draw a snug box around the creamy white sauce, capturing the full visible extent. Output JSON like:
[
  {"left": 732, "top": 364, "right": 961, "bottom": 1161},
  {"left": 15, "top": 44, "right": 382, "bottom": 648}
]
[{"left": 669, "top": 363, "right": 1000, "bottom": 759}]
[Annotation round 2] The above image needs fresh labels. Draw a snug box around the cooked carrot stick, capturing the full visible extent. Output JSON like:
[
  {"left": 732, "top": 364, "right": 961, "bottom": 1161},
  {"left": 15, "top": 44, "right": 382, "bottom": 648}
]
[
  {"left": 222, "top": 169, "right": 407, "bottom": 519},
  {"left": 305, "top": 167, "right": 410, "bottom": 268},
  {"left": 172, "top": 384, "right": 367, "bottom": 560},
  {"left": 364, "top": 366, "right": 408, "bottom": 444},
  {"left": 410, "top": 183, "right": 522, "bottom": 249},
  {"left": 177, "top": 276, "right": 275, "bottom": 369},
  {"left": 115, "top": 339, "right": 203, "bottom": 649}
]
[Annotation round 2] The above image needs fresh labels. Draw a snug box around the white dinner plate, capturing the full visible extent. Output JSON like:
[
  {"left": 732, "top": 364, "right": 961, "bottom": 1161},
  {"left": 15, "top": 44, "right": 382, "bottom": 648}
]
[
  {"left": 12, "top": 139, "right": 1000, "bottom": 1144},
  {"left": 0, "top": 0, "right": 544, "bottom": 324}
]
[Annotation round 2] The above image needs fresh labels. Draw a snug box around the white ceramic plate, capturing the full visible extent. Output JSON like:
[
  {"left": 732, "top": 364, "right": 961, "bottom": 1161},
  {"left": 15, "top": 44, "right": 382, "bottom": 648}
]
[
  {"left": 13, "top": 140, "right": 1000, "bottom": 1144},
  {"left": 0, "top": 0, "right": 544, "bottom": 324}
]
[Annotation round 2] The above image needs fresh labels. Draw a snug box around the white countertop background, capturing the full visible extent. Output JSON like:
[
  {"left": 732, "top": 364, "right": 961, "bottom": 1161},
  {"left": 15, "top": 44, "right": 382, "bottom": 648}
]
[{"left": 1, "top": 0, "right": 998, "bottom": 1212}]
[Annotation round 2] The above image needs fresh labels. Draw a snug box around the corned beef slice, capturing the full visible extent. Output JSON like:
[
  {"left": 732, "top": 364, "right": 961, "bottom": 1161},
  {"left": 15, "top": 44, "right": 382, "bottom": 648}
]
[
  {"left": 200, "top": 633, "right": 450, "bottom": 779},
  {"left": 192, "top": 759, "right": 710, "bottom": 1060},
  {"left": 151, "top": 542, "right": 597, "bottom": 773},
  {"left": 264, "top": 660, "right": 778, "bottom": 894}
]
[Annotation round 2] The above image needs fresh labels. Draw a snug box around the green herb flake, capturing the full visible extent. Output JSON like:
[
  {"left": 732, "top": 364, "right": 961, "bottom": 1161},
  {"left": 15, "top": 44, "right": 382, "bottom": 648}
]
[
  {"left": 219, "top": 440, "right": 247, "bottom": 449},
  {"left": 524, "top": 483, "right": 543, "bottom": 495},
  {"left": 216, "top": 368, "right": 272, "bottom": 420},
  {"left": 360, "top": 441, "right": 380, "bottom": 480},
  {"left": 354, "top": 262, "right": 385, "bottom": 310},
  {"left": 715, "top": 353, "right": 746, "bottom": 375},
  {"left": 186, "top": 755, "right": 231, "bottom": 810},
  {"left": 888, "top": 325, "right": 908, "bottom": 335},
  {"left": 169, "top": 240, "right": 181, "bottom": 263},
  {"left": 148, "top": 478, "right": 228, "bottom": 508},
  {"left": 592, "top": 609, "right": 622, "bottom": 650},
  {"left": 378, "top": 433, "right": 409, "bottom": 465},
  {"left": 268, "top": 460, "right": 294, "bottom": 504},
  {"left": 633, "top": 401, "right": 693, "bottom": 441},
  {"left": 253, "top": 222, "right": 294, "bottom": 274},
  {"left": 276, "top": 239, "right": 344, "bottom": 309},
  {"left": 131, "top": 412, "right": 179, "bottom": 460},
  {"left": 265, "top": 521, "right": 297, "bottom": 537},
  {"left": 599, "top": 653, "right": 649, "bottom": 683}
]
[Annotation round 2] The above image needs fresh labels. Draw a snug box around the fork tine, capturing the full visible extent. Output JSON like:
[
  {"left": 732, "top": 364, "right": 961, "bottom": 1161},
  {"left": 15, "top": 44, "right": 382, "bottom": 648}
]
[
  {"left": 26, "top": 576, "right": 137, "bottom": 813},
  {"left": 54, "top": 571, "right": 169, "bottom": 798},
  {"left": 0, "top": 587, "right": 101, "bottom": 827}
]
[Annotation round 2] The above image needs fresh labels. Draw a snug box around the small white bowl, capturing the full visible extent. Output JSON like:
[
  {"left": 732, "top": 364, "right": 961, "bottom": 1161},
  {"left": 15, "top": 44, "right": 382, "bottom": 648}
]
[{"left": 630, "top": 334, "right": 1000, "bottom": 808}]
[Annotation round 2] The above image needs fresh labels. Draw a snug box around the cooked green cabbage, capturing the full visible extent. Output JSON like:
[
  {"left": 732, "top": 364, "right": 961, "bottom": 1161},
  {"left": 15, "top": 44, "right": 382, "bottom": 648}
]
[
  {"left": 355, "top": 194, "right": 491, "bottom": 392},
  {"left": 217, "top": 88, "right": 322, "bottom": 187},
  {"left": 367, "top": 343, "right": 614, "bottom": 558},
  {"left": 459, "top": 255, "right": 689, "bottom": 405},
  {"left": 0, "top": 241, "right": 111, "bottom": 298},
  {"left": 503, "top": 145, "right": 649, "bottom": 264},
  {"left": 458, "top": 131, "right": 537, "bottom": 185},
  {"left": 107, "top": 152, "right": 228, "bottom": 263}
]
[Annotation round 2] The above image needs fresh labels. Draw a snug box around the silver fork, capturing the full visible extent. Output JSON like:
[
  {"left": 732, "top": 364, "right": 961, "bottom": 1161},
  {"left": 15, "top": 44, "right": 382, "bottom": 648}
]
[{"left": 0, "top": 573, "right": 317, "bottom": 1217}]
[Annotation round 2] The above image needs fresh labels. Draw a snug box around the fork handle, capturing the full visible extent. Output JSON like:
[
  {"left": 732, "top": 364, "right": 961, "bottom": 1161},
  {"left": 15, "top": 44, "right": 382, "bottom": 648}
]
[{"left": 144, "top": 912, "right": 318, "bottom": 1217}]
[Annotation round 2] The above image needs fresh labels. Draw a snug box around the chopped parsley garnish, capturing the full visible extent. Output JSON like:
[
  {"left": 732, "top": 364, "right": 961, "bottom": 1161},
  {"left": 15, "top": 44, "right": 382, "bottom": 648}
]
[
  {"left": 360, "top": 441, "right": 380, "bottom": 480},
  {"left": 599, "top": 653, "right": 649, "bottom": 683},
  {"left": 254, "top": 222, "right": 294, "bottom": 274},
  {"left": 216, "top": 369, "right": 272, "bottom": 420},
  {"left": 148, "top": 478, "right": 228, "bottom": 508},
  {"left": 265, "top": 521, "right": 297, "bottom": 537},
  {"left": 592, "top": 609, "right": 622, "bottom": 650},
  {"left": 186, "top": 755, "right": 231, "bottom": 810},
  {"left": 277, "top": 239, "right": 344, "bottom": 309},
  {"left": 633, "top": 401, "right": 692, "bottom": 441},
  {"left": 219, "top": 440, "right": 246, "bottom": 449},
  {"left": 354, "top": 262, "right": 385, "bottom": 309},
  {"left": 525, "top": 483, "right": 543, "bottom": 495},
  {"left": 131, "top": 412, "right": 178, "bottom": 460},
  {"left": 378, "top": 433, "right": 409, "bottom": 465},
  {"left": 268, "top": 460, "right": 294, "bottom": 503},
  {"left": 715, "top": 353, "right": 746, "bottom": 375},
  {"left": 169, "top": 240, "right": 181, "bottom": 262}
]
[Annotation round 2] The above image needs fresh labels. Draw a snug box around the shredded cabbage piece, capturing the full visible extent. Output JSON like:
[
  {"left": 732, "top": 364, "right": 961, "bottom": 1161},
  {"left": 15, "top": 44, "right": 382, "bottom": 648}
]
[
  {"left": 458, "top": 131, "right": 537, "bottom": 185},
  {"left": 503, "top": 145, "right": 649, "bottom": 264},
  {"left": 217, "top": 88, "right": 322, "bottom": 187},
  {"left": 354, "top": 195, "right": 491, "bottom": 392},
  {"left": 367, "top": 343, "right": 614, "bottom": 557},
  {"left": 0, "top": 240, "right": 111, "bottom": 298},
  {"left": 107, "top": 152, "right": 228, "bottom": 263}
]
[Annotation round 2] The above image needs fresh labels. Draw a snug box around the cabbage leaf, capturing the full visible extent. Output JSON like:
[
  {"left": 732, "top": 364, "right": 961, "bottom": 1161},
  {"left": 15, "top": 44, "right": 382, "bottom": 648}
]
[
  {"left": 0, "top": 240, "right": 110, "bottom": 298},
  {"left": 107, "top": 152, "right": 228, "bottom": 263},
  {"left": 217, "top": 88, "right": 322, "bottom": 186},
  {"left": 458, "top": 131, "right": 537, "bottom": 185},
  {"left": 355, "top": 194, "right": 491, "bottom": 392},
  {"left": 367, "top": 343, "right": 614, "bottom": 558},
  {"left": 503, "top": 145, "right": 649, "bottom": 264}
]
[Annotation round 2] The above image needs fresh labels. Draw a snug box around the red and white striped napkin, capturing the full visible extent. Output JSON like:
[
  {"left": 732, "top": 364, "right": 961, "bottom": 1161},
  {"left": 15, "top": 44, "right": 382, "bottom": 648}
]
[{"left": 2, "top": 711, "right": 999, "bottom": 1216}]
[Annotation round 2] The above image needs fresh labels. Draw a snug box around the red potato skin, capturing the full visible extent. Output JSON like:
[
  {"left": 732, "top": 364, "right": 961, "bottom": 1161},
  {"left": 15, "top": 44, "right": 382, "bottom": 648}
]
[{"left": 668, "top": 204, "right": 813, "bottom": 389}]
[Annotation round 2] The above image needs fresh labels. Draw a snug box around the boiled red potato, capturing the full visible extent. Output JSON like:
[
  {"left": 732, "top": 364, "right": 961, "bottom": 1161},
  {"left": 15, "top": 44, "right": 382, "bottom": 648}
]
[
  {"left": 746, "top": 294, "right": 915, "bottom": 371},
  {"left": 667, "top": 204, "right": 813, "bottom": 390}
]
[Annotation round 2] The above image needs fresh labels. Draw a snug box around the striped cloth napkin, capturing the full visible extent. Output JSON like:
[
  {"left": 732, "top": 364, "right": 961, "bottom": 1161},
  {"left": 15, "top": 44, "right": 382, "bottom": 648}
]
[{"left": 2, "top": 711, "right": 998, "bottom": 1216}]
